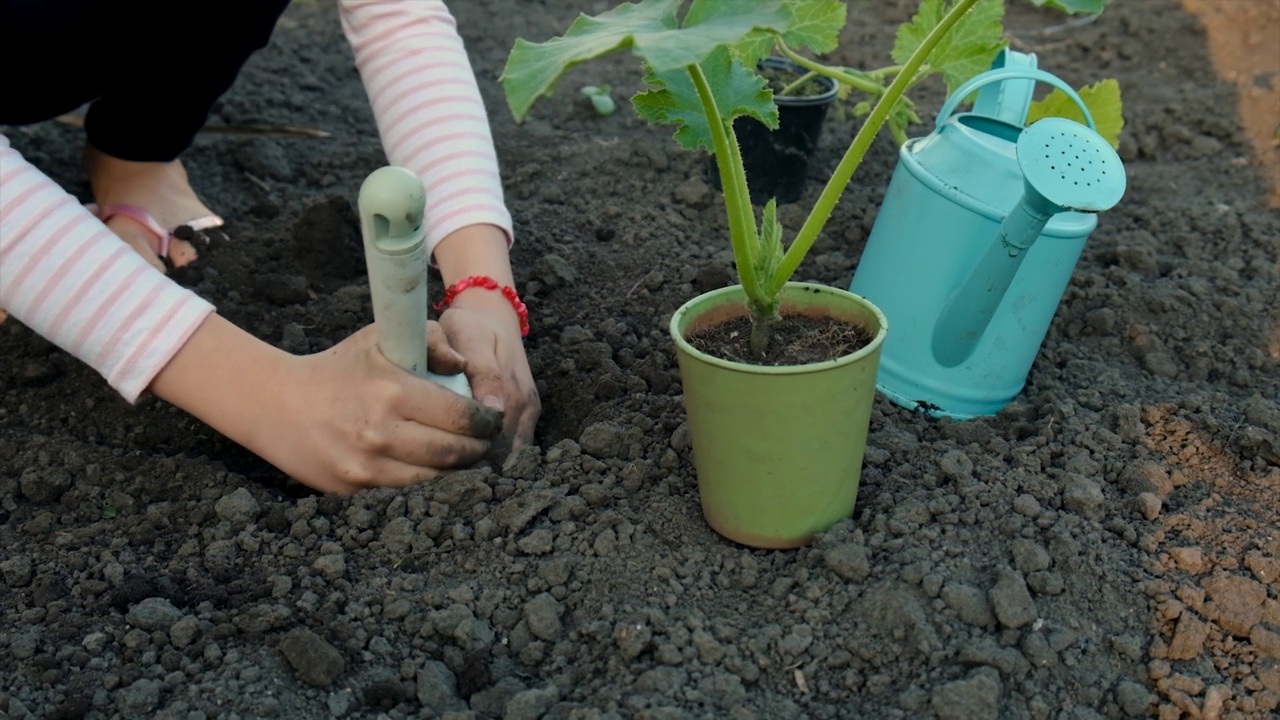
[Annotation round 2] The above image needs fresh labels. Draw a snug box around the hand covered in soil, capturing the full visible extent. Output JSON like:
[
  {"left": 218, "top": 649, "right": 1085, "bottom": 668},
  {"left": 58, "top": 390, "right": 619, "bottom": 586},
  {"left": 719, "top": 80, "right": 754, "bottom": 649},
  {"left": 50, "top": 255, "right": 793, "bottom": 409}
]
[
  {"left": 277, "top": 321, "right": 506, "bottom": 492},
  {"left": 150, "top": 316, "right": 504, "bottom": 495},
  {"left": 438, "top": 289, "right": 540, "bottom": 456}
]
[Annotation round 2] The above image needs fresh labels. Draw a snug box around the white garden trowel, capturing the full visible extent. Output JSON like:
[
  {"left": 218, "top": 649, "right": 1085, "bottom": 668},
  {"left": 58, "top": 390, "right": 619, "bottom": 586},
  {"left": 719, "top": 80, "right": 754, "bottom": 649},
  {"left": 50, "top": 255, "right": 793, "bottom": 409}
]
[{"left": 358, "top": 166, "right": 472, "bottom": 397}]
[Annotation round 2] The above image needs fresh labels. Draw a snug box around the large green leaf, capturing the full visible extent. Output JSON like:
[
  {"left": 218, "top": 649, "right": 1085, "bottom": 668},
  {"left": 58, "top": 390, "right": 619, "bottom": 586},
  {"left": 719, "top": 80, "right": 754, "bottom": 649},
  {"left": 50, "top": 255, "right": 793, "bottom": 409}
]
[
  {"left": 649, "top": 0, "right": 790, "bottom": 68},
  {"left": 729, "top": 0, "right": 847, "bottom": 64},
  {"left": 1026, "top": 78, "right": 1124, "bottom": 149},
  {"left": 777, "top": 0, "right": 846, "bottom": 54},
  {"left": 632, "top": 46, "right": 777, "bottom": 153},
  {"left": 1026, "top": 0, "right": 1107, "bottom": 14},
  {"left": 501, "top": 0, "right": 676, "bottom": 122},
  {"left": 891, "top": 0, "right": 1006, "bottom": 94},
  {"left": 501, "top": 0, "right": 847, "bottom": 122},
  {"left": 502, "top": 0, "right": 795, "bottom": 121}
]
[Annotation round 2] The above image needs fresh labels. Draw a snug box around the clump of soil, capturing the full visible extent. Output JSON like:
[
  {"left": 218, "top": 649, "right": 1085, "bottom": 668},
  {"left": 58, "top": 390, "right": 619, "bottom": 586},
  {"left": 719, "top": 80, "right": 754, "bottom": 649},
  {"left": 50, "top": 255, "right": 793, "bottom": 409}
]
[{"left": 687, "top": 315, "right": 874, "bottom": 366}]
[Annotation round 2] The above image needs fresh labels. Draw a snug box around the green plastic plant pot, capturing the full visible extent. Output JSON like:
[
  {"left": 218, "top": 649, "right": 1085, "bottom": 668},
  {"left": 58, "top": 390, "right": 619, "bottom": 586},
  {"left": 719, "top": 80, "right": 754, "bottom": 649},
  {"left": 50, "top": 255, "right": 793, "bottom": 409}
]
[{"left": 669, "top": 282, "right": 888, "bottom": 549}]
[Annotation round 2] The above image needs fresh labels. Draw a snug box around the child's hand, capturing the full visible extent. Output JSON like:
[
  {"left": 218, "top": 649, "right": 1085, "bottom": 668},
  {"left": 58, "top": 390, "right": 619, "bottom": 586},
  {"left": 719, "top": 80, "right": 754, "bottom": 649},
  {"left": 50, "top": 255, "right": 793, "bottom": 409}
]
[
  {"left": 430, "top": 224, "right": 542, "bottom": 456},
  {"left": 439, "top": 289, "right": 540, "bottom": 457},
  {"left": 272, "top": 321, "right": 504, "bottom": 492},
  {"left": 151, "top": 315, "right": 503, "bottom": 494}
]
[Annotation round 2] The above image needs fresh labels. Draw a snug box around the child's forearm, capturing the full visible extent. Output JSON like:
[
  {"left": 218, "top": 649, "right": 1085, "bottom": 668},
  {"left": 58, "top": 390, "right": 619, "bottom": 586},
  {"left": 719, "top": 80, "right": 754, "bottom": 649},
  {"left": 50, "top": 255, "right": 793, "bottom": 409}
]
[
  {"left": 339, "top": 0, "right": 515, "bottom": 256},
  {"left": 0, "top": 135, "right": 215, "bottom": 402},
  {"left": 147, "top": 313, "right": 292, "bottom": 455},
  {"left": 433, "top": 224, "right": 515, "bottom": 287}
]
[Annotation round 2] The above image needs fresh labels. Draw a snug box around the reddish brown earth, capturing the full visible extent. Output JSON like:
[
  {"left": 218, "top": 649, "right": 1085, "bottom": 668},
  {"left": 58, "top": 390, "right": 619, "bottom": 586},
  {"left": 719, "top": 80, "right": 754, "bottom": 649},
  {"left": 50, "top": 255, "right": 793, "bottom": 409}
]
[{"left": 1182, "top": 0, "right": 1280, "bottom": 208}]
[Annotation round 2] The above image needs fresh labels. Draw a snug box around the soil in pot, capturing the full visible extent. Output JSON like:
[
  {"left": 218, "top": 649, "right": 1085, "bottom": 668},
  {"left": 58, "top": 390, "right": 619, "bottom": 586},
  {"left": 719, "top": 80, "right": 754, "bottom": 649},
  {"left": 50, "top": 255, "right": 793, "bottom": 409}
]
[
  {"left": 760, "top": 63, "right": 830, "bottom": 98},
  {"left": 687, "top": 314, "right": 873, "bottom": 365}
]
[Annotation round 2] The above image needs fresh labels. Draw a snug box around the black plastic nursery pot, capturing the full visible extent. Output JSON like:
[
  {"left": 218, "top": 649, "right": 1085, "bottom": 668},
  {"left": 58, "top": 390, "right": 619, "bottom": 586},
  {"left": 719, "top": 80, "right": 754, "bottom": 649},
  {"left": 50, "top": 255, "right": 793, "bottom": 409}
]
[{"left": 708, "top": 57, "right": 840, "bottom": 205}]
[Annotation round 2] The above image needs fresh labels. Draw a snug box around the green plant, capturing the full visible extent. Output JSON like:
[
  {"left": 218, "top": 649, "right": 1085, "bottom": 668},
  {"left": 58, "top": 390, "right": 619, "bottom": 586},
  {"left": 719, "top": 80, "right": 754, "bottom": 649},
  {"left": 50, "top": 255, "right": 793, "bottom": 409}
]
[
  {"left": 1027, "top": 78, "right": 1122, "bottom": 147},
  {"left": 772, "top": 0, "right": 1123, "bottom": 149},
  {"left": 774, "top": 0, "right": 1006, "bottom": 146},
  {"left": 500, "top": 0, "right": 1115, "bottom": 356},
  {"left": 580, "top": 85, "right": 617, "bottom": 116}
]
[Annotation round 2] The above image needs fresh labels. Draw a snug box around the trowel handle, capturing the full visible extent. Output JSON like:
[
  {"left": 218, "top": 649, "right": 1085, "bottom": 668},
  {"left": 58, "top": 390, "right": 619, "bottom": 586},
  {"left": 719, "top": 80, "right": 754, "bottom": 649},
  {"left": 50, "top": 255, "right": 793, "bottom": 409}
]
[
  {"left": 360, "top": 167, "right": 430, "bottom": 377},
  {"left": 367, "top": 247, "right": 430, "bottom": 376},
  {"left": 358, "top": 167, "right": 473, "bottom": 398}
]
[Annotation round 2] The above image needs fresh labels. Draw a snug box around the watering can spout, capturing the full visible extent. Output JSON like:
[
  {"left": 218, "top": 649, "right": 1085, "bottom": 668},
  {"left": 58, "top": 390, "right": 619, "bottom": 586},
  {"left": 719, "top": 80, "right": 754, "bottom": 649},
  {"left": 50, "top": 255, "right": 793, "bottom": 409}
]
[
  {"left": 1001, "top": 179, "right": 1060, "bottom": 254},
  {"left": 931, "top": 117, "right": 1126, "bottom": 368}
]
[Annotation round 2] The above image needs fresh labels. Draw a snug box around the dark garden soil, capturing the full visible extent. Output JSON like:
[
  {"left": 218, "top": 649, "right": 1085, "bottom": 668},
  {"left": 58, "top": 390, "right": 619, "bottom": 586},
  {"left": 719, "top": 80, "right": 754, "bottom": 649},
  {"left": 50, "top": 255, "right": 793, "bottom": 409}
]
[
  {"left": 761, "top": 66, "right": 832, "bottom": 99},
  {"left": 687, "top": 316, "right": 874, "bottom": 367},
  {"left": 3, "top": 0, "right": 1279, "bottom": 718}
]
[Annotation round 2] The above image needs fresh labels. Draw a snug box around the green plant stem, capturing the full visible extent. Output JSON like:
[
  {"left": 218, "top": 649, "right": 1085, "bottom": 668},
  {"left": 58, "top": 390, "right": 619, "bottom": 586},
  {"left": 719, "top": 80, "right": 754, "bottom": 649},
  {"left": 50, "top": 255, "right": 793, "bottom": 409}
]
[
  {"left": 870, "top": 64, "right": 934, "bottom": 79},
  {"left": 687, "top": 63, "right": 764, "bottom": 308},
  {"left": 776, "top": 59, "right": 933, "bottom": 96},
  {"left": 749, "top": 314, "right": 774, "bottom": 357},
  {"left": 767, "top": 0, "right": 981, "bottom": 295},
  {"left": 780, "top": 71, "right": 820, "bottom": 97},
  {"left": 776, "top": 41, "right": 882, "bottom": 96}
]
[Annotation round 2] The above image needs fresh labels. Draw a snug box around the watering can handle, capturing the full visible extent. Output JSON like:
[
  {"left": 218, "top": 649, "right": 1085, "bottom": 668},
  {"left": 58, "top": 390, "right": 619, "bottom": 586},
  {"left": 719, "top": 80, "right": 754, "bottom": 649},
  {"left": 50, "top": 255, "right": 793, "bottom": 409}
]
[{"left": 935, "top": 68, "right": 1096, "bottom": 131}]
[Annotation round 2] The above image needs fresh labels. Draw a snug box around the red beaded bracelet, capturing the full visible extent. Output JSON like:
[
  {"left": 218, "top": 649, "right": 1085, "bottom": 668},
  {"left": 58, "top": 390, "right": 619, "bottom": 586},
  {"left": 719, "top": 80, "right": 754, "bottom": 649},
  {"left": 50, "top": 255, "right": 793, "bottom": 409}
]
[{"left": 433, "top": 275, "right": 530, "bottom": 337}]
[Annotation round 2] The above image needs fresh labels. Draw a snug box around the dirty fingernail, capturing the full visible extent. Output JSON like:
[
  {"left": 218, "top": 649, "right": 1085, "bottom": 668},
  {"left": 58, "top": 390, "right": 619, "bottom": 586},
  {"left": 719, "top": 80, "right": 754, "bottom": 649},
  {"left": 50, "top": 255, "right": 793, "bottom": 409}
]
[
  {"left": 469, "top": 406, "right": 504, "bottom": 438},
  {"left": 481, "top": 394, "right": 505, "bottom": 412}
]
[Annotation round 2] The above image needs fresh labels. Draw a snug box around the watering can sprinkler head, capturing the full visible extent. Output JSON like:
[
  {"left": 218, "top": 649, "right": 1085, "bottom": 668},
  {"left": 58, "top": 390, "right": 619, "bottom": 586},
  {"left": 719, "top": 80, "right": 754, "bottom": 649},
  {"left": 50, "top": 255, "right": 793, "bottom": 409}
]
[
  {"left": 1016, "top": 117, "right": 1126, "bottom": 217},
  {"left": 933, "top": 117, "right": 1126, "bottom": 368},
  {"left": 1002, "top": 118, "right": 1128, "bottom": 254}
]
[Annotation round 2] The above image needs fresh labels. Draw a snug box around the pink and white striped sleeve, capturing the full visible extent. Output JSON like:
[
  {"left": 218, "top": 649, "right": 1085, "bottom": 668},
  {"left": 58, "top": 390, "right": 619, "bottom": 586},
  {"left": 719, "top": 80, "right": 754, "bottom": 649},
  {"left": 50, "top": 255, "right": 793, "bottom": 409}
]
[
  {"left": 338, "top": 0, "right": 514, "bottom": 256},
  {"left": 0, "top": 135, "right": 215, "bottom": 403}
]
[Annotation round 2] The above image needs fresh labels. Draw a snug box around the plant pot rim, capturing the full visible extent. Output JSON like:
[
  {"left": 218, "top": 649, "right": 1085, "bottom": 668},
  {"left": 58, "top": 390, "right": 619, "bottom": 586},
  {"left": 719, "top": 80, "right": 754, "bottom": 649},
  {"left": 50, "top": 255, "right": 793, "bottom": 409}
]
[
  {"left": 669, "top": 282, "right": 888, "bottom": 375},
  {"left": 759, "top": 56, "right": 839, "bottom": 106}
]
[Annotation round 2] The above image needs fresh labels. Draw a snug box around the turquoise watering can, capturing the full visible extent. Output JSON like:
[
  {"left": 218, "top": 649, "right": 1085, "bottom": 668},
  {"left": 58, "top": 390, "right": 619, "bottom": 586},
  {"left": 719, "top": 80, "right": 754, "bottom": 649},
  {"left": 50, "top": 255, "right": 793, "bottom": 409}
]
[{"left": 848, "top": 60, "right": 1126, "bottom": 420}]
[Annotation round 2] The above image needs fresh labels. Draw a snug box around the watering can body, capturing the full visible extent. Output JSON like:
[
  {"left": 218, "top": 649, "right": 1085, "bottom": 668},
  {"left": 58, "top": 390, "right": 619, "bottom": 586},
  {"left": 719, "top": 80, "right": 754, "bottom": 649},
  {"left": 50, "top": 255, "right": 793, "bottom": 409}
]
[{"left": 848, "top": 62, "right": 1102, "bottom": 419}]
